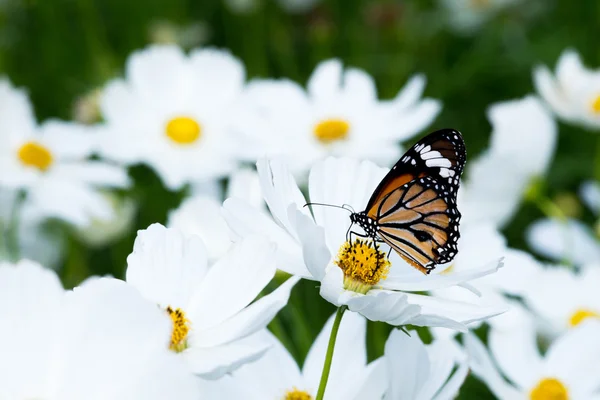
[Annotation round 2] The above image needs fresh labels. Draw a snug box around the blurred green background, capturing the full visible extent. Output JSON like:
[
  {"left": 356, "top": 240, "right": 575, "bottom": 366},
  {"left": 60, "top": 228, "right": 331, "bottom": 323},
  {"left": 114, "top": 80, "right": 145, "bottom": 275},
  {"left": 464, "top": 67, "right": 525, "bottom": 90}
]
[{"left": 1, "top": 0, "right": 599, "bottom": 397}]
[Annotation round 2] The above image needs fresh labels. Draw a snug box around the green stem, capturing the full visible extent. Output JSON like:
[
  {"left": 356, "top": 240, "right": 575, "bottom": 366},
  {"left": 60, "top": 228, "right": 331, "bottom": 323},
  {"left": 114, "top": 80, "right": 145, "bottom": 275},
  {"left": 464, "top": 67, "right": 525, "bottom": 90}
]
[{"left": 315, "top": 306, "right": 347, "bottom": 400}]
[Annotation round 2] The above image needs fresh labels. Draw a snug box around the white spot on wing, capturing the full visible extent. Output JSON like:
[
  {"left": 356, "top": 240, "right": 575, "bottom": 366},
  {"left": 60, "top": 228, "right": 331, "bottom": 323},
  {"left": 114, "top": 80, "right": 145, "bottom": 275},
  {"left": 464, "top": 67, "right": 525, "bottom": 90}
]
[{"left": 425, "top": 158, "right": 452, "bottom": 168}]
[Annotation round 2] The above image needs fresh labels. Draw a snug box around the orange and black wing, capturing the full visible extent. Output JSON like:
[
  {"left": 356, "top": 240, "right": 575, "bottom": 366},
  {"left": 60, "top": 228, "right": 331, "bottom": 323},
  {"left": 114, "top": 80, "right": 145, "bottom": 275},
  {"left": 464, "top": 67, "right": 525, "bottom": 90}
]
[
  {"left": 375, "top": 176, "right": 460, "bottom": 274},
  {"left": 365, "top": 129, "right": 466, "bottom": 220},
  {"left": 363, "top": 129, "right": 466, "bottom": 273}
]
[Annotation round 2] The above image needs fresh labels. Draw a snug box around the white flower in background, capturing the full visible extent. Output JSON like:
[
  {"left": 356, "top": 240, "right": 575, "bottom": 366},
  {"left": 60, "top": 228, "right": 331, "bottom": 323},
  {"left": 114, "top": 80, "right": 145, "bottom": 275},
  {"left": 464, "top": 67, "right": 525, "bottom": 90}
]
[
  {"left": 439, "top": 0, "right": 522, "bottom": 33},
  {"left": 167, "top": 195, "right": 231, "bottom": 262},
  {"left": 168, "top": 167, "right": 263, "bottom": 261},
  {"left": 526, "top": 218, "right": 600, "bottom": 265},
  {"left": 0, "top": 79, "right": 130, "bottom": 227},
  {"left": 125, "top": 223, "right": 299, "bottom": 379},
  {"left": 0, "top": 260, "right": 201, "bottom": 399},
  {"left": 526, "top": 181, "right": 600, "bottom": 265},
  {"left": 466, "top": 312, "right": 600, "bottom": 399},
  {"left": 223, "top": 158, "right": 504, "bottom": 329},
  {"left": 0, "top": 189, "right": 65, "bottom": 268},
  {"left": 209, "top": 311, "right": 386, "bottom": 400},
  {"left": 236, "top": 60, "right": 441, "bottom": 177},
  {"left": 520, "top": 265, "right": 600, "bottom": 337},
  {"left": 429, "top": 224, "right": 542, "bottom": 338},
  {"left": 74, "top": 191, "right": 136, "bottom": 248},
  {"left": 461, "top": 95, "right": 557, "bottom": 228},
  {"left": 534, "top": 49, "right": 600, "bottom": 129},
  {"left": 580, "top": 180, "right": 600, "bottom": 215},
  {"left": 383, "top": 329, "right": 468, "bottom": 400},
  {"left": 100, "top": 45, "right": 247, "bottom": 190}
]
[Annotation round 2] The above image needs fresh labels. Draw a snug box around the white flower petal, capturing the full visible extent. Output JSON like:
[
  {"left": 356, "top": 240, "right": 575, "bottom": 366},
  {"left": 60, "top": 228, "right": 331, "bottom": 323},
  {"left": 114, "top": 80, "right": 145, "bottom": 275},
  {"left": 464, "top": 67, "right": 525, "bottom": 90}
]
[
  {"left": 0, "top": 260, "right": 63, "bottom": 399},
  {"left": 580, "top": 180, "right": 600, "bottom": 215},
  {"left": 346, "top": 290, "right": 421, "bottom": 326},
  {"left": 533, "top": 65, "right": 575, "bottom": 120},
  {"left": 189, "top": 236, "right": 277, "bottom": 329},
  {"left": 257, "top": 158, "right": 308, "bottom": 236},
  {"left": 488, "top": 314, "right": 542, "bottom": 390},
  {"left": 183, "top": 330, "right": 271, "bottom": 379},
  {"left": 390, "top": 74, "right": 426, "bottom": 111},
  {"left": 464, "top": 334, "right": 523, "bottom": 399},
  {"left": 384, "top": 329, "right": 430, "bottom": 400},
  {"left": 526, "top": 218, "right": 600, "bottom": 265},
  {"left": 293, "top": 207, "right": 331, "bottom": 281},
  {"left": 307, "top": 59, "right": 343, "bottom": 101},
  {"left": 544, "top": 320, "right": 600, "bottom": 393},
  {"left": 126, "top": 223, "right": 208, "bottom": 309},
  {"left": 191, "top": 276, "right": 299, "bottom": 347},
  {"left": 222, "top": 198, "right": 311, "bottom": 277},
  {"left": 382, "top": 258, "right": 503, "bottom": 292},
  {"left": 231, "top": 330, "right": 304, "bottom": 398}
]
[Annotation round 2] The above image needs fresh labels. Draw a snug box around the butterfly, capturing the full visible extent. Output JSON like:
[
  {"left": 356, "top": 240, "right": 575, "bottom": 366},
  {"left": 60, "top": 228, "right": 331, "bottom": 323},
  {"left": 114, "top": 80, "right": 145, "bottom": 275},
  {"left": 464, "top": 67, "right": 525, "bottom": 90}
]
[{"left": 349, "top": 128, "right": 466, "bottom": 275}]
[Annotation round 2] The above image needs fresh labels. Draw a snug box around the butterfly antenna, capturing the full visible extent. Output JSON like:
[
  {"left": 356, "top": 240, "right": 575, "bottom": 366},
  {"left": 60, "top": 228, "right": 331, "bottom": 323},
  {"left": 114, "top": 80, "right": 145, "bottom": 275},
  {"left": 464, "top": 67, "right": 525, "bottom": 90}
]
[{"left": 303, "top": 202, "right": 353, "bottom": 214}]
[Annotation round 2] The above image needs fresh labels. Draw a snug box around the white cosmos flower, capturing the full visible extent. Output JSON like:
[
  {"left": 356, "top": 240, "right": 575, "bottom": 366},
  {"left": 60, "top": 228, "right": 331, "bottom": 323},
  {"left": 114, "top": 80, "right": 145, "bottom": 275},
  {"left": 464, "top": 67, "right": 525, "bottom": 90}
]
[
  {"left": 429, "top": 224, "right": 542, "bottom": 338},
  {"left": 223, "top": 157, "right": 504, "bottom": 329},
  {"left": 125, "top": 223, "right": 299, "bottom": 379},
  {"left": 519, "top": 264, "right": 600, "bottom": 338},
  {"left": 0, "top": 188, "right": 65, "bottom": 268},
  {"left": 0, "top": 79, "right": 130, "bottom": 227},
  {"left": 382, "top": 329, "right": 468, "bottom": 400},
  {"left": 534, "top": 49, "right": 600, "bottom": 129},
  {"left": 526, "top": 218, "right": 600, "bottom": 265},
  {"left": 466, "top": 312, "right": 600, "bottom": 399},
  {"left": 236, "top": 60, "right": 441, "bottom": 177},
  {"left": 210, "top": 311, "right": 386, "bottom": 400},
  {"left": 99, "top": 45, "right": 247, "bottom": 190},
  {"left": 460, "top": 96, "right": 557, "bottom": 228},
  {"left": 0, "top": 259, "right": 200, "bottom": 400},
  {"left": 168, "top": 167, "right": 263, "bottom": 262}
]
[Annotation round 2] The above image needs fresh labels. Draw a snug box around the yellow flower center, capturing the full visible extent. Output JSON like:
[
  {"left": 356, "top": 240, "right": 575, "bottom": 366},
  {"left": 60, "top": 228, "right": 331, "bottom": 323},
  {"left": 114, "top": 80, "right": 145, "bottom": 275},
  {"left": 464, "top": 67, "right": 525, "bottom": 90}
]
[
  {"left": 166, "top": 306, "right": 190, "bottom": 352},
  {"left": 530, "top": 378, "right": 568, "bottom": 400},
  {"left": 313, "top": 118, "right": 350, "bottom": 144},
  {"left": 165, "top": 116, "right": 202, "bottom": 145},
  {"left": 568, "top": 308, "right": 600, "bottom": 327},
  {"left": 17, "top": 141, "right": 53, "bottom": 171},
  {"left": 283, "top": 388, "right": 313, "bottom": 400},
  {"left": 335, "top": 239, "right": 391, "bottom": 294},
  {"left": 591, "top": 95, "right": 600, "bottom": 114}
]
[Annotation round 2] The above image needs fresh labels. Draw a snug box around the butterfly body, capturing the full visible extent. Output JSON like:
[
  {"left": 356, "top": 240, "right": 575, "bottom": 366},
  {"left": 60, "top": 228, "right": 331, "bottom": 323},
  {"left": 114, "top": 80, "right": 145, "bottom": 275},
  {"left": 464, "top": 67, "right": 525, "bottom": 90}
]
[{"left": 350, "top": 129, "right": 466, "bottom": 275}]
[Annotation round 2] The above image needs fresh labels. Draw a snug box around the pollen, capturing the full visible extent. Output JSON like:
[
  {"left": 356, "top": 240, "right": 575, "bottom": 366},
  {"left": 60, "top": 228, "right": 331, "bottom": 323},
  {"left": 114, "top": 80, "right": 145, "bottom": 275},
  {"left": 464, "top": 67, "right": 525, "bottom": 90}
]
[
  {"left": 592, "top": 95, "right": 600, "bottom": 114},
  {"left": 335, "top": 239, "right": 391, "bottom": 294},
  {"left": 17, "top": 141, "right": 53, "bottom": 171},
  {"left": 165, "top": 116, "right": 202, "bottom": 145},
  {"left": 313, "top": 118, "right": 350, "bottom": 144},
  {"left": 283, "top": 388, "right": 313, "bottom": 400},
  {"left": 529, "top": 378, "right": 568, "bottom": 400},
  {"left": 166, "top": 306, "right": 190, "bottom": 352},
  {"left": 568, "top": 308, "right": 600, "bottom": 327}
]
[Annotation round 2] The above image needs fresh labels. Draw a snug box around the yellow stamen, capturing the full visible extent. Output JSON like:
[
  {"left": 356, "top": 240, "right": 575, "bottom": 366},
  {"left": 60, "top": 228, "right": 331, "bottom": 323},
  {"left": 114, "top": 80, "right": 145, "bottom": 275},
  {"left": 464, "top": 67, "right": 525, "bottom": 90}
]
[
  {"left": 166, "top": 306, "right": 190, "bottom": 352},
  {"left": 283, "top": 388, "right": 313, "bottom": 400},
  {"left": 568, "top": 308, "right": 600, "bottom": 327},
  {"left": 529, "top": 378, "right": 568, "bottom": 400},
  {"left": 591, "top": 95, "right": 600, "bottom": 114},
  {"left": 165, "top": 116, "right": 202, "bottom": 144},
  {"left": 17, "top": 141, "right": 53, "bottom": 171},
  {"left": 335, "top": 239, "right": 390, "bottom": 294},
  {"left": 313, "top": 118, "right": 350, "bottom": 144}
]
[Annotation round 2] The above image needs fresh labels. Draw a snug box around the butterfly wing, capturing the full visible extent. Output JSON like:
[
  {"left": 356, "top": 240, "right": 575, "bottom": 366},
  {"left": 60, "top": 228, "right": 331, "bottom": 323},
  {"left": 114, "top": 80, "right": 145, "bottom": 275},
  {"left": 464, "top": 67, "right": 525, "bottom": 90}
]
[
  {"left": 365, "top": 129, "right": 466, "bottom": 220},
  {"left": 375, "top": 176, "right": 460, "bottom": 274},
  {"left": 363, "top": 129, "right": 466, "bottom": 274}
]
